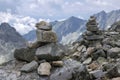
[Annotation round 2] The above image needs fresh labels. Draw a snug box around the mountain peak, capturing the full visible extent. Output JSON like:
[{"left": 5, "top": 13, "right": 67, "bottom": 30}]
[
  {"left": 0, "top": 22, "right": 16, "bottom": 32},
  {"left": 0, "top": 22, "right": 26, "bottom": 44},
  {"left": 1, "top": 22, "right": 10, "bottom": 26},
  {"left": 68, "top": 16, "right": 79, "bottom": 20},
  {"left": 100, "top": 10, "right": 106, "bottom": 14}
]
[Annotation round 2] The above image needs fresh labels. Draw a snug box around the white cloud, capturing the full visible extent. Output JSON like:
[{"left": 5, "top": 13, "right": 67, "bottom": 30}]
[
  {"left": 0, "top": 12, "right": 37, "bottom": 35},
  {"left": 1, "top": 0, "right": 120, "bottom": 20}
]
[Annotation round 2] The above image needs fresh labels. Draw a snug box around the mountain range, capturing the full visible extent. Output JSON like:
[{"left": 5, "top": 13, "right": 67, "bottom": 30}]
[
  {"left": 0, "top": 9, "right": 120, "bottom": 64},
  {"left": 0, "top": 23, "right": 26, "bottom": 64},
  {"left": 23, "top": 9, "right": 120, "bottom": 44}
]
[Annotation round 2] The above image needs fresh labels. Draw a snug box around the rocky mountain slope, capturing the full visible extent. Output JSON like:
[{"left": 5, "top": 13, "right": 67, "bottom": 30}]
[
  {"left": 94, "top": 9, "right": 120, "bottom": 29},
  {"left": 23, "top": 30, "right": 36, "bottom": 42},
  {"left": 0, "top": 23, "right": 26, "bottom": 64}
]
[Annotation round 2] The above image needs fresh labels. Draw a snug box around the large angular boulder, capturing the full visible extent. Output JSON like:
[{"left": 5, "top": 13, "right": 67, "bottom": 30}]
[
  {"left": 36, "top": 30, "right": 57, "bottom": 42},
  {"left": 50, "top": 59, "right": 91, "bottom": 80},
  {"left": 14, "top": 48, "right": 36, "bottom": 62},
  {"left": 35, "top": 43, "right": 65, "bottom": 61}
]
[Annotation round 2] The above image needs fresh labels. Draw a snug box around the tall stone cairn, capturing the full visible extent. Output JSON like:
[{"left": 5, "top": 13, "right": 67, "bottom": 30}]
[{"left": 82, "top": 16, "right": 104, "bottom": 47}]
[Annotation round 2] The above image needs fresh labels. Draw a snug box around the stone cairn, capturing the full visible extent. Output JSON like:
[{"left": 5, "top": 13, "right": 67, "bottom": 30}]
[
  {"left": 27, "top": 21, "right": 57, "bottom": 48},
  {"left": 82, "top": 16, "right": 104, "bottom": 47},
  {"left": 14, "top": 21, "right": 64, "bottom": 76}
]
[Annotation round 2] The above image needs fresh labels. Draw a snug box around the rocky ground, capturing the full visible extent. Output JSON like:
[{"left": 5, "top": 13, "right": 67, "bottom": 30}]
[{"left": 0, "top": 18, "right": 120, "bottom": 80}]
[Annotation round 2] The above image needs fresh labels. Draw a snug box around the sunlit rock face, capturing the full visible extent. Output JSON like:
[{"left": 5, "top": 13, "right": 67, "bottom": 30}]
[{"left": 0, "top": 23, "right": 26, "bottom": 64}]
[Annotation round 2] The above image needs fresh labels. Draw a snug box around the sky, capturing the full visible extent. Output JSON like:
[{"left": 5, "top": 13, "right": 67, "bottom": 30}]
[
  {"left": 0, "top": 0, "right": 120, "bottom": 20},
  {"left": 0, "top": 0, "right": 120, "bottom": 34}
]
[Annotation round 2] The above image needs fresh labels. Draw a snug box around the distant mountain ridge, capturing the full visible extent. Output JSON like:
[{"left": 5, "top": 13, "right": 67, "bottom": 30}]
[
  {"left": 94, "top": 9, "right": 120, "bottom": 29},
  {"left": 23, "top": 16, "right": 86, "bottom": 44},
  {"left": 0, "top": 23, "right": 26, "bottom": 64},
  {"left": 23, "top": 9, "right": 120, "bottom": 44}
]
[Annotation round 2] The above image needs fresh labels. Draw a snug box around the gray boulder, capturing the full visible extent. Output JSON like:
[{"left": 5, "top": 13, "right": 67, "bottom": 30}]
[
  {"left": 36, "top": 30, "right": 57, "bottom": 43},
  {"left": 14, "top": 48, "right": 36, "bottom": 62},
  {"left": 50, "top": 59, "right": 91, "bottom": 80},
  {"left": 37, "top": 62, "right": 51, "bottom": 76},
  {"left": 21, "top": 61, "right": 38, "bottom": 72},
  {"left": 107, "top": 47, "right": 120, "bottom": 58},
  {"left": 92, "top": 49, "right": 106, "bottom": 60},
  {"left": 105, "top": 65, "right": 120, "bottom": 78},
  {"left": 36, "top": 43, "right": 65, "bottom": 61},
  {"left": 90, "top": 70, "right": 105, "bottom": 79}
]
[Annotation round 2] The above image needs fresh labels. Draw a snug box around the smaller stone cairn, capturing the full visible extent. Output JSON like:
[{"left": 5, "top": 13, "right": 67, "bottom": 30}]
[{"left": 82, "top": 16, "right": 104, "bottom": 47}]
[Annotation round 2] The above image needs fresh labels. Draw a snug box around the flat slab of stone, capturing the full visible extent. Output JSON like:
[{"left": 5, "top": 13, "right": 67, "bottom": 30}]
[
  {"left": 87, "top": 25, "right": 98, "bottom": 31},
  {"left": 90, "top": 70, "right": 105, "bottom": 79},
  {"left": 35, "top": 21, "right": 52, "bottom": 31},
  {"left": 84, "top": 35, "right": 104, "bottom": 40}
]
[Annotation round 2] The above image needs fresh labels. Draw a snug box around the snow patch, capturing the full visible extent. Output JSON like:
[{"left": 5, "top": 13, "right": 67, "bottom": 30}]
[{"left": 61, "top": 32, "right": 82, "bottom": 45}]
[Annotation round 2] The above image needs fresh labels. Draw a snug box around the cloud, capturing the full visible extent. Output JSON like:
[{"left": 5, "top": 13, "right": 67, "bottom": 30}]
[
  {"left": 0, "top": 12, "right": 37, "bottom": 35},
  {"left": 0, "top": 0, "right": 120, "bottom": 20}
]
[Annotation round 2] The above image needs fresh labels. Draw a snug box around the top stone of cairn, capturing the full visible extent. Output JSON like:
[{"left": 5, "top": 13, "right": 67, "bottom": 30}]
[
  {"left": 35, "top": 21, "right": 52, "bottom": 31},
  {"left": 86, "top": 16, "right": 99, "bottom": 31}
]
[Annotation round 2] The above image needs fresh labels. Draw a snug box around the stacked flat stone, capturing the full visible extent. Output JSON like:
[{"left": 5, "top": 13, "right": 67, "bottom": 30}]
[
  {"left": 36, "top": 21, "right": 57, "bottom": 43},
  {"left": 82, "top": 16, "right": 104, "bottom": 47}
]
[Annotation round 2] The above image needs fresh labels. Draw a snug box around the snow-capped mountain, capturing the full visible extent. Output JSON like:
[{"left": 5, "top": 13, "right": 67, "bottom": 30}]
[
  {"left": 53, "top": 16, "right": 86, "bottom": 44},
  {"left": 4, "top": 10, "right": 120, "bottom": 44},
  {"left": 94, "top": 9, "right": 120, "bottom": 29}
]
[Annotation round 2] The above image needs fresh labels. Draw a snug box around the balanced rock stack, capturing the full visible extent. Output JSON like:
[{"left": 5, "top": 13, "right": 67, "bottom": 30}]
[
  {"left": 14, "top": 21, "right": 65, "bottom": 76},
  {"left": 82, "top": 16, "right": 104, "bottom": 47}
]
